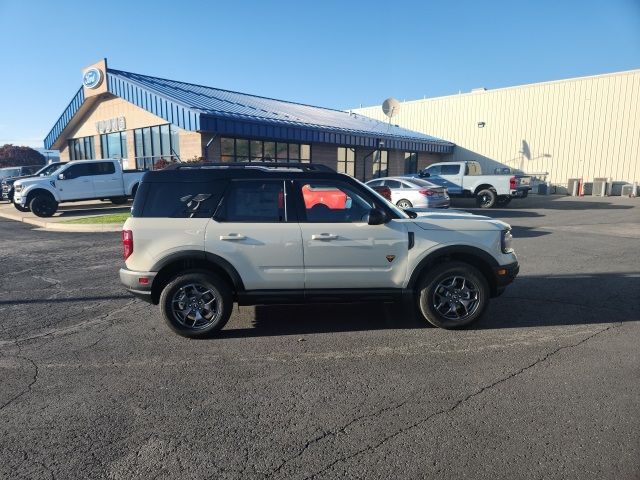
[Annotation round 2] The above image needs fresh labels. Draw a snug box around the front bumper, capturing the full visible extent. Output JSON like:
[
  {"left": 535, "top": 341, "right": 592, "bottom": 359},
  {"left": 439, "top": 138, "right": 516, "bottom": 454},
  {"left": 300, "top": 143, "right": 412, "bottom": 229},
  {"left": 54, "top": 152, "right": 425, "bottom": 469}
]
[
  {"left": 494, "top": 261, "right": 519, "bottom": 295},
  {"left": 119, "top": 268, "right": 157, "bottom": 303}
]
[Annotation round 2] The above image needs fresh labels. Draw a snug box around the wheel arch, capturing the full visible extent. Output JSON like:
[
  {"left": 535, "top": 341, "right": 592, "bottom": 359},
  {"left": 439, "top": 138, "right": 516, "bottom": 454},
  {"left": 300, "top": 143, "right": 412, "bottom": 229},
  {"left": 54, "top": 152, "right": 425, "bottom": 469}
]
[
  {"left": 26, "top": 187, "right": 57, "bottom": 204},
  {"left": 473, "top": 184, "right": 496, "bottom": 195},
  {"left": 150, "top": 251, "right": 245, "bottom": 304},
  {"left": 407, "top": 245, "right": 499, "bottom": 297}
]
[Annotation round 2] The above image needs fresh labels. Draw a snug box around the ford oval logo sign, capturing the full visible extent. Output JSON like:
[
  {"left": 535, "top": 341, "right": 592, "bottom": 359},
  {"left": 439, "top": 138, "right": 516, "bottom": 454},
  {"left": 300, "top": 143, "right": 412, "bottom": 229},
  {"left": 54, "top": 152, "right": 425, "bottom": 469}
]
[{"left": 83, "top": 68, "right": 103, "bottom": 89}]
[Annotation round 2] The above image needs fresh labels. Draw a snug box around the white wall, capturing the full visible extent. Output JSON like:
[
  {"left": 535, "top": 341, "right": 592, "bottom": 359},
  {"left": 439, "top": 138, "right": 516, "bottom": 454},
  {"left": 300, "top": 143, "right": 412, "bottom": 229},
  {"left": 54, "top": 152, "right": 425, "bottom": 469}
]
[{"left": 355, "top": 70, "right": 640, "bottom": 189}]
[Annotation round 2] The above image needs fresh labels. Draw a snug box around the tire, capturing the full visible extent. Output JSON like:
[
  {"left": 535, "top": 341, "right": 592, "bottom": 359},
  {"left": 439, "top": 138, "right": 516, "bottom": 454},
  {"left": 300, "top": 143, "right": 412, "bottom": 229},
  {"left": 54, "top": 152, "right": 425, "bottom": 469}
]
[
  {"left": 496, "top": 196, "right": 512, "bottom": 207},
  {"left": 417, "top": 261, "right": 490, "bottom": 329},
  {"left": 13, "top": 202, "right": 29, "bottom": 212},
  {"left": 396, "top": 199, "right": 413, "bottom": 209},
  {"left": 159, "top": 272, "right": 233, "bottom": 338},
  {"left": 109, "top": 196, "right": 127, "bottom": 205},
  {"left": 29, "top": 193, "right": 58, "bottom": 218},
  {"left": 476, "top": 189, "right": 497, "bottom": 208}
]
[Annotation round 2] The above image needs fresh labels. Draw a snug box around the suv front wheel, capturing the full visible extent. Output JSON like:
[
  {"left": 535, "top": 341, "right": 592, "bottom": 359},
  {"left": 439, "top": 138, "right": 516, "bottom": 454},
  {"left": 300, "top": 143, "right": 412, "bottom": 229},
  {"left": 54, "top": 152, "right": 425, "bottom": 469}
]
[
  {"left": 160, "top": 272, "right": 233, "bottom": 338},
  {"left": 417, "top": 262, "right": 489, "bottom": 329}
]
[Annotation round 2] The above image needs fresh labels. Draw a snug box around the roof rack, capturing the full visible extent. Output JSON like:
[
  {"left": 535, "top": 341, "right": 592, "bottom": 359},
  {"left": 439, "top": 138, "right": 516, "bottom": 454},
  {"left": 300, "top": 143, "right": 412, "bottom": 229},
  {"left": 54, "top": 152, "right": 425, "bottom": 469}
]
[{"left": 164, "top": 162, "right": 335, "bottom": 173}]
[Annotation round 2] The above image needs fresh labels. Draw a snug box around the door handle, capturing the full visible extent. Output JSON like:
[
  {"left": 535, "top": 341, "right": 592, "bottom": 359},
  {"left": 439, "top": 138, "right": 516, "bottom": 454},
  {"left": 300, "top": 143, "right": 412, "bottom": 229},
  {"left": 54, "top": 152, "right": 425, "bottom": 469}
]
[
  {"left": 220, "top": 234, "right": 246, "bottom": 241},
  {"left": 311, "top": 233, "right": 338, "bottom": 240},
  {"left": 82, "top": 180, "right": 90, "bottom": 183}
]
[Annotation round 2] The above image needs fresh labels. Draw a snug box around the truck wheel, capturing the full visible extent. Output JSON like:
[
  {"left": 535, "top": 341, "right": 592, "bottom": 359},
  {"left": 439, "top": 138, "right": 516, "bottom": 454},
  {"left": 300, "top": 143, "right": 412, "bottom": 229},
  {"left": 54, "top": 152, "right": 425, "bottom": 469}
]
[
  {"left": 29, "top": 194, "right": 58, "bottom": 218},
  {"left": 160, "top": 272, "right": 233, "bottom": 338},
  {"left": 13, "top": 202, "right": 29, "bottom": 212},
  {"left": 396, "top": 199, "right": 413, "bottom": 209},
  {"left": 476, "top": 189, "right": 497, "bottom": 208},
  {"left": 417, "top": 261, "right": 489, "bottom": 329},
  {"left": 109, "top": 197, "right": 127, "bottom": 205},
  {"left": 496, "top": 196, "right": 512, "bottom": 207}
]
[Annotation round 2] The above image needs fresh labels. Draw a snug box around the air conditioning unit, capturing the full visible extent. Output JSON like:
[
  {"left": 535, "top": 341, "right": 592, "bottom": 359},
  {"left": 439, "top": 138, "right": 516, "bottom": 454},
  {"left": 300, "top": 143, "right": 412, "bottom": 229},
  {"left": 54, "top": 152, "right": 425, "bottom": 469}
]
[
  {"left": 592, "top": 178, "right": 609, "bottom": 196},
  {"left": 621, "top": 184, "right": 634, "bottom": 196},
  {"left": 567, "top": 178, "right": 581, "bottom": 196}
]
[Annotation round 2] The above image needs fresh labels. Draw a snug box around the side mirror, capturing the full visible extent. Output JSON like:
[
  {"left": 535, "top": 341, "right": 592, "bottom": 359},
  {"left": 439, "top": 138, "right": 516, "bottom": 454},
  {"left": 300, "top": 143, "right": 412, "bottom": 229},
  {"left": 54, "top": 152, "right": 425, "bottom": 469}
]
[
  {"left": 405, "top": 210, "right": 418, "bottom": 219},
  {"left": 58, "top": 173, "right": 66, "bottom": 180},
  {"left": 419, "top": 171, "right": 430, "bottom": 178},
  {"left": 366, "top": 208, "right": 388, "bottom": 225}
]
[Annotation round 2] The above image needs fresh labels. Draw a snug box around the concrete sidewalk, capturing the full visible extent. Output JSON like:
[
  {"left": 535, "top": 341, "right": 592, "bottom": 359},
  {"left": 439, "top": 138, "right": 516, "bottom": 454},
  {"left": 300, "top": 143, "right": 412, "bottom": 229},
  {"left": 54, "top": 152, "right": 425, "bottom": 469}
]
[{"left": 0, "top": 200, "right": 129, "bottom": 232}]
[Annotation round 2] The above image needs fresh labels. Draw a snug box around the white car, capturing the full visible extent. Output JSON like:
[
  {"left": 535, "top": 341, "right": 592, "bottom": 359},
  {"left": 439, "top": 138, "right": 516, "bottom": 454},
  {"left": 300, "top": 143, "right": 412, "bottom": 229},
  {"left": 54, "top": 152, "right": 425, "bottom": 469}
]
[
  {"left": 366, "top": 176, "right": 450, "bottom": 209},
  {"left": 13, "top": 159, "right": 144, "bottom": 217},
  {"left": 119, "top": 162, "right": 519, "bottom": 338}
]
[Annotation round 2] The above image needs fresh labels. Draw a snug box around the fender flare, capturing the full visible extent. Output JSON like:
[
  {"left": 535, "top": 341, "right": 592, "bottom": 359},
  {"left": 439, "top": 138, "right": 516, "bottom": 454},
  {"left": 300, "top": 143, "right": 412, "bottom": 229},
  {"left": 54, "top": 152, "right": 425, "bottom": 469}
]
[
  {"left": 150, "top": 250, "right": 245, "bottom": 292},
  {"left": 25, "top": 187, "right": 59, "bottom": 204},
  {"left": 406, "top": 244, "right": 499, "bottom": 291}
]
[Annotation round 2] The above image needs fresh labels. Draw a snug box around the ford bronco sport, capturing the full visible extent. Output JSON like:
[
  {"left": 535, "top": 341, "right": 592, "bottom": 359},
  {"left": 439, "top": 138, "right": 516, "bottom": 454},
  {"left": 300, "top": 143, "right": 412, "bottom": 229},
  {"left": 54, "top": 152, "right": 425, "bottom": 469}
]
[{"left": 119, "top": 162, "right": 519, "bottom": 338}]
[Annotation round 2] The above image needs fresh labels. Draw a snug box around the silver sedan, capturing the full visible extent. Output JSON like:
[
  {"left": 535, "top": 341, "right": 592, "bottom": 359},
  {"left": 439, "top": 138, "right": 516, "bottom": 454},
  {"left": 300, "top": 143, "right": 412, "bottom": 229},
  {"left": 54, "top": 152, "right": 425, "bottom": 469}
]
[{"left": 366, "top": 176, "right": 450, "bottom": 209}]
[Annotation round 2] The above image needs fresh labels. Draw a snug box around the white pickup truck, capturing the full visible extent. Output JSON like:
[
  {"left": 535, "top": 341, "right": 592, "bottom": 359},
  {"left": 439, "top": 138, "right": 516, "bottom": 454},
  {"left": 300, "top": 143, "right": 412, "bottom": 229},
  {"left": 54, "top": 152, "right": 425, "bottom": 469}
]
[
  {"left": 413, "top": 161, "right": 532, "bottom": 208},
  {"left": 13, "top": 159, "right": 144, "bottom": 217}
]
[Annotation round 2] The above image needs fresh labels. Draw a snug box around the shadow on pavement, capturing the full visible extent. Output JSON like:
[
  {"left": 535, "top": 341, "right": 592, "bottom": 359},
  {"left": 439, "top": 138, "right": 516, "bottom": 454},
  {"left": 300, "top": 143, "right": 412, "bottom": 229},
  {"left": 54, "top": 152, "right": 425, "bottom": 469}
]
[{"left": 219, "top": 272, "right": 639, "bottom": 338}]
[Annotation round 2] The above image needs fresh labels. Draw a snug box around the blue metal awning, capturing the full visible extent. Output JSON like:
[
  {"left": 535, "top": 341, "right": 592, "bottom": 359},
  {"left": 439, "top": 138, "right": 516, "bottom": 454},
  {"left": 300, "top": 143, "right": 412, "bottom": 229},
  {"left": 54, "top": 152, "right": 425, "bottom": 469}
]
[{"left": 45, "top": 67, "right": 455, "bottom": 154}]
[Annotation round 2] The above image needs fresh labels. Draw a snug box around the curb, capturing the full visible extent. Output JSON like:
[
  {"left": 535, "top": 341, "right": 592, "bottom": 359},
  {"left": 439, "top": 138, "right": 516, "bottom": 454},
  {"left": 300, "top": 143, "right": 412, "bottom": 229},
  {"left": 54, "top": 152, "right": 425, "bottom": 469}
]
[{"left": 0, "top": 211, "right": 122, "bottom": 233}]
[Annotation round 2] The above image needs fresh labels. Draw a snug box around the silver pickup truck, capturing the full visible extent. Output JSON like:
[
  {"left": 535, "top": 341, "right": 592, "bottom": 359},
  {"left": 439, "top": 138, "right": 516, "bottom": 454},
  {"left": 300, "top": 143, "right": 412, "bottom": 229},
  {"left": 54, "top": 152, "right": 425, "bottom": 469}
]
[
  {"left": 13, "top": 159, "right": 145, "bottom": 217},
  {"left": 412, "top": 161, "right": 532, "bottom": 208}
]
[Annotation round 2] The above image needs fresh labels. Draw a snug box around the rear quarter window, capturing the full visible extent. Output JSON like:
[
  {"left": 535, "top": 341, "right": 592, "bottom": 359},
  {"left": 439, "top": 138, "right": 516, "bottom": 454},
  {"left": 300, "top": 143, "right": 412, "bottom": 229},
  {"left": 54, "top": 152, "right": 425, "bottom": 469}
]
[{"left": 136, "top": 181, "right": 227, "bottom": 218}]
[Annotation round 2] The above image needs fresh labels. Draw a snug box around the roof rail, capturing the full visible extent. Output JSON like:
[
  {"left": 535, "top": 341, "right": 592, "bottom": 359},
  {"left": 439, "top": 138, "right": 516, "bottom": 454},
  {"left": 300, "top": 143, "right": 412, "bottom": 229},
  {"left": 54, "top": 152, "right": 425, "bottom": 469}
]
[{"left": 164, "top": 162, "right": 335, "bottom": 172}]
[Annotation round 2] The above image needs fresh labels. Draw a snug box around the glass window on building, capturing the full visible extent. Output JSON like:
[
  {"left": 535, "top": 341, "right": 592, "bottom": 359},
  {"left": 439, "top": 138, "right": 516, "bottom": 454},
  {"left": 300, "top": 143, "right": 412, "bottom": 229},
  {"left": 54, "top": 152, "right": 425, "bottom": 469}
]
[
  {"left": 337, "top": 147, "right": 355, "bottom": 176},
  {"left": 372, "top": 150, "right": 388, "bottom": 179},
  {"left": 133, "top": 124, "right": 180, "bottom": 170},
  {"left": 101, "top": 132, "right": 127, "bottom": 160},
  {"left": 219, "top": 138, "right": 310, "bottom": 163},
  {"left": 404, "top": 152, "right": 418, "bottom": 174},
  {"left": 68, "top": 136, "right": 95, "bottom": 160}
]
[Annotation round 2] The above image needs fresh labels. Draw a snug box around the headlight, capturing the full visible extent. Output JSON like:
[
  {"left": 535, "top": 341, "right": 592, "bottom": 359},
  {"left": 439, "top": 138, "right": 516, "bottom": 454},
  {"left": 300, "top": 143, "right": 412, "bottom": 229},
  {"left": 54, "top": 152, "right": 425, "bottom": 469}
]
[
  {"left": 501, "top": 229, "right": 514, "bottom": 253},
  {"left": 14, "top": 185, "right": 22, "bottom": 192}
]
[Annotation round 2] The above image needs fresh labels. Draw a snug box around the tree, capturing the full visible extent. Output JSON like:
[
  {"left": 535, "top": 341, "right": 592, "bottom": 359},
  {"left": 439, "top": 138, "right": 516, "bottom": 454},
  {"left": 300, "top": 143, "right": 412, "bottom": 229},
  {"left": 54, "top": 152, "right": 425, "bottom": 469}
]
[{"left": 0, "top": 144, "right": 46, "bottom": 168}]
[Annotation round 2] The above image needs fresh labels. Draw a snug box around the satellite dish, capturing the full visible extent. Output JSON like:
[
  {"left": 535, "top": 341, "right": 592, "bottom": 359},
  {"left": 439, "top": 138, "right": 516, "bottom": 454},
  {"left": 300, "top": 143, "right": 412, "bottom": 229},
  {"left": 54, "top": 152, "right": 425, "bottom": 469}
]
[{"left": 382, "top": 97, "right": 401, "bottom": 118}]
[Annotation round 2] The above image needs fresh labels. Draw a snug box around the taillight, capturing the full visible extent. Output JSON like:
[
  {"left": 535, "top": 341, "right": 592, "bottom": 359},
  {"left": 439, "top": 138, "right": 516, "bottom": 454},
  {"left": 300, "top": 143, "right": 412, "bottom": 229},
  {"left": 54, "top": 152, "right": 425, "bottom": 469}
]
[
  {"left": 122, "top": 229, "right": 133, "bottom": 260},
  {"left": 510, "top": 176, "right": 517, "bottom": 189},
  {"left": 419, "top": 189, "right": 434, "bottom": 196}
]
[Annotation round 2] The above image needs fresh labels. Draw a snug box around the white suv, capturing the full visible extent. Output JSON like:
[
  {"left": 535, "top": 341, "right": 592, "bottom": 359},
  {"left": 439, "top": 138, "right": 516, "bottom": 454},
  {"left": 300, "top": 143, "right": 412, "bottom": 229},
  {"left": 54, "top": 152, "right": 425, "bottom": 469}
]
[{"left": 120, "top": 163, "right": 519, "bottom": 338}]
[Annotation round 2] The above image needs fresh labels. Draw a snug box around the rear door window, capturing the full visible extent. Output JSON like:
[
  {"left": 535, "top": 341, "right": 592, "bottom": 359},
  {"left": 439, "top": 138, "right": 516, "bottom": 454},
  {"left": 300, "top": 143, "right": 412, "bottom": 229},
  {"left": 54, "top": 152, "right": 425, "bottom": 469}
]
[
  {"left": 216, "top": 180, "right": 287, "bottom": 222},
  {"left": 383, "top": 180, "right": 402, "bottom": 189},
  {"left": 88, "top": 162, "right": 116, "bottom": 175},
  {"left": 140, "top": 181, "right": 227, "bottom": 218}
]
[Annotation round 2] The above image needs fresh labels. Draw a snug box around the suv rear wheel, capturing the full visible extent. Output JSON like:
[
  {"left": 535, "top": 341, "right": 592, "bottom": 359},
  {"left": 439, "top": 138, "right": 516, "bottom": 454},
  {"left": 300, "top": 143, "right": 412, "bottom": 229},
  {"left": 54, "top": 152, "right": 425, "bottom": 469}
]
[
  {"left": 417, "top": 261, "right": 489, "bottom": 329},
  {"left": 159, "top": 272, "right": 232, "bottom": 338}
]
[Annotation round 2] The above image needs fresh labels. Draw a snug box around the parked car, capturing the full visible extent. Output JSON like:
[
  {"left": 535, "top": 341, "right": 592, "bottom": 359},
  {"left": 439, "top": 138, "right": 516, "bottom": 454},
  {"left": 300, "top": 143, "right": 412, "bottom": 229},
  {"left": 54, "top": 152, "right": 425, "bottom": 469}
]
[
  {"left": 2, "top": 162, "right": 64, "bottom": 205},
  {"left": 119, "top": 162, "right": 519, "bottom": 338},
  {"left": 13, "top": 159, "right": 144, "bottom": 217},
  {"left": 366, "top": 176, "right": 450, "bottom": 209},
  {"left": 407, "top": 161, "right": 532, "bottom": 208},
  {"left": 0, "top": 165, "right": 42, "bottom": 187}
]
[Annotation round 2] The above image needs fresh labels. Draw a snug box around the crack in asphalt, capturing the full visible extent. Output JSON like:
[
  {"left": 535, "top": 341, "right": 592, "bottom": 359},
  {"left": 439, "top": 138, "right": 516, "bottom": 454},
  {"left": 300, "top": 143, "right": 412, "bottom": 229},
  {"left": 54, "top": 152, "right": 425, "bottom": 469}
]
[
  {"left": 295, "top": 322, "right": 623, "bottom": 480},
  {"left": 0, "top": 342, "right": 40, "bottom": 413}
]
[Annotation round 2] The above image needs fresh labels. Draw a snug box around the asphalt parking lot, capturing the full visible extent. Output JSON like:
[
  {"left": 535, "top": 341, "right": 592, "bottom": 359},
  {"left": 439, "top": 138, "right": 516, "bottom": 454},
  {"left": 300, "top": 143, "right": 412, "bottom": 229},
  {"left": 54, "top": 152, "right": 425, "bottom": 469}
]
[{"left": 1, "top": 195, "right": 639, "bottom": 480}]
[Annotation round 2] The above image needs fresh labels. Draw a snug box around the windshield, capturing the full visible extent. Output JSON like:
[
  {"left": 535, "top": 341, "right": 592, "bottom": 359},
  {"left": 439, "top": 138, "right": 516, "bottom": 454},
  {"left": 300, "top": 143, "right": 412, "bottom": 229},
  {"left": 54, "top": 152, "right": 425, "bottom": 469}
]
[
  {"left": 38, "top": 163, "right": 64, "bottom": 176},
  {"left": 359, "top": 180, "right": 409, "bottom": 219},
  {"left": 0, "top": 168, "right": 21, "bottom": 179}
]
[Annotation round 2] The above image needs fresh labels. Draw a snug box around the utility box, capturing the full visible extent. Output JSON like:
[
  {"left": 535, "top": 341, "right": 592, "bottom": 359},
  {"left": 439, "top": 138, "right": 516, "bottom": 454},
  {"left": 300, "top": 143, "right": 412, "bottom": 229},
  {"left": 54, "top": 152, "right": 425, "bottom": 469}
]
[
  {"left": 568, "top": 178, "right": 581, "bottom": 196},
  {"left": 592, "top": 178, "right": 609, "bottom": 196}
]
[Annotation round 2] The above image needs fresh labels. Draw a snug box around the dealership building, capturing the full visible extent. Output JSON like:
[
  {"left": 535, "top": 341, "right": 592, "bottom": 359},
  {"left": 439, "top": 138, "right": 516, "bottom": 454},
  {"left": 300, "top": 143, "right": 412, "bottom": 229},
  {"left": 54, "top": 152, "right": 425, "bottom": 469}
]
[
  {"left": 355, "top": 69, "right": 640, "bottom": 194},
  {"left": 44, "top": 59, "right": 453, "bottom": 181}
]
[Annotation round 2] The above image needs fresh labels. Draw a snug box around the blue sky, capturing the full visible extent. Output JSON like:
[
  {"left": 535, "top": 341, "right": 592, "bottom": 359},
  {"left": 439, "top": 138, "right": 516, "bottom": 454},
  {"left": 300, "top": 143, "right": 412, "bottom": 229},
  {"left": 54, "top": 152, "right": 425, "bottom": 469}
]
[{"left": 0, "top": 0, "right": 638, "bottom": 148}]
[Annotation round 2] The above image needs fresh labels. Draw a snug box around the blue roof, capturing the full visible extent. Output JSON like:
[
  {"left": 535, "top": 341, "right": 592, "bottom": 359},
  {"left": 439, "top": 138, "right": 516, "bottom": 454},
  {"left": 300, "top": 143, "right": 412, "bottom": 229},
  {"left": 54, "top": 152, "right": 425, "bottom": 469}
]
[{"left": 45, "top": 68, "right": 455, "bottom": 154}]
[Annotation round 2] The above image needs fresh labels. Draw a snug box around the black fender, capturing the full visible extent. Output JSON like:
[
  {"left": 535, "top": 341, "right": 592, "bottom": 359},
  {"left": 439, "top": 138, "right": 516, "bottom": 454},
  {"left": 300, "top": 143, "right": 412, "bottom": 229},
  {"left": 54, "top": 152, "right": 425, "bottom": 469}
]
[{"left": 406, "top": 245, "right": 499, "bottom": 294}]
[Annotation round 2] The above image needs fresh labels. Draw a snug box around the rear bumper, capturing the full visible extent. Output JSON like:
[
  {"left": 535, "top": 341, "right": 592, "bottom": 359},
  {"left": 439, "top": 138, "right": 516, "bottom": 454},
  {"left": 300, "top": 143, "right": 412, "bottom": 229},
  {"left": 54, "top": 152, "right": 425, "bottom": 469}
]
[
  {"left": 494, "top": 261, "right": 519, "bottom": 295},
  {"left": 510, "top": 187, "right": 531, "bottom": 198},
  {"left": 119, "top": 267, "right": 157, "bottom": 303}
]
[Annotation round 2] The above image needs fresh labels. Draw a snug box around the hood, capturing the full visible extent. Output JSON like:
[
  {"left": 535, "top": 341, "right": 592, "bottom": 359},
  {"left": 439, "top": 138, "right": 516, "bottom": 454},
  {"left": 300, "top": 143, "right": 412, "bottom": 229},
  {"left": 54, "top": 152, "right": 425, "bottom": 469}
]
[
  {"left": 408, "top": 209, "right": 511, "bottom": 231},
  {"left": 2, "top": 174, "right": 37, "bottom": 185},
  {"left": 14, "top": 175, "right": 54, "bottom": 188}
]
